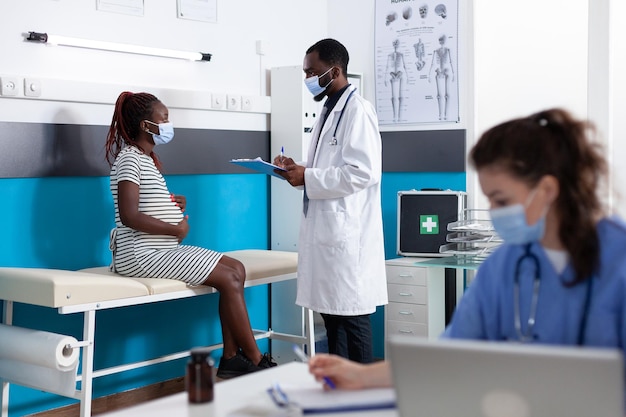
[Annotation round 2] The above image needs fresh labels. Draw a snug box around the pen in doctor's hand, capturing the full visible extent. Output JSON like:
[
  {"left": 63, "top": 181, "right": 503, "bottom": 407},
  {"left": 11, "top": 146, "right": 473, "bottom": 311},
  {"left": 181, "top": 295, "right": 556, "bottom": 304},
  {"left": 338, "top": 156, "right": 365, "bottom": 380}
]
[
  {"left": 292, "top": 345, "right": 336, "bottom": 389},
  {"left": 280, "top": 146, "right": 284, "bottom": 164}
]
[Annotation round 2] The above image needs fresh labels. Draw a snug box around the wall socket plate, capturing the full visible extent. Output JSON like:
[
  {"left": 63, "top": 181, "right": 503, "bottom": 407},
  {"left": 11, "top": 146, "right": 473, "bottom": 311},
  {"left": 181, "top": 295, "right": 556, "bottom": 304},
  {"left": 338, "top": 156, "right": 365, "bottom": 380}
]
[
  {"left": 241, "top": 96, "right": 253, "bottom": 111},
  {"left": 226, "top": 94, "right": 241, "bottom": 111},
  {"left": 211, "top": 93, "right": 225, "bottom": 109},
  {"left": 24, "top": 78, "right": 42, "bottom": 97},
  {"left": 0, "top": 76, "right": 19, "bottom": 96}
]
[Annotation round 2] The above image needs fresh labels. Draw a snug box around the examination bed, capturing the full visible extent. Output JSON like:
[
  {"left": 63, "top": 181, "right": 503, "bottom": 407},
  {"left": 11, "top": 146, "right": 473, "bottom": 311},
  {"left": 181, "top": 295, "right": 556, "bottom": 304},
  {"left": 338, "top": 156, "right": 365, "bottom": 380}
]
[{"left": 0, "top": 249, "right": 312, "bottom": 417}]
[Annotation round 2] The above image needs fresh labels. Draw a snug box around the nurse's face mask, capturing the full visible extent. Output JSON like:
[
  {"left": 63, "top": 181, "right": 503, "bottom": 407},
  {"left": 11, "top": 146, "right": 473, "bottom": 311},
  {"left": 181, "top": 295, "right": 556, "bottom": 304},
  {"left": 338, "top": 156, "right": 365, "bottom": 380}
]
[{"left": 489, "top": 188, "right": 547, "bottom": 245}]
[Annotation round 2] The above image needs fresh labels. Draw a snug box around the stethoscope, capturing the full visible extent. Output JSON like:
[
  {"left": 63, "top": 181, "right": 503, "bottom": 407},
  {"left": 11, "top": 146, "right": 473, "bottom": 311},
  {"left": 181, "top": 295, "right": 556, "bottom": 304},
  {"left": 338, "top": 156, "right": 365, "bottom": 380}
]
[
  {"left": 327, "top": 87, "right": 356, "bottom": 146},
  {"left": 513, "top": 243, "right": 593, "bottom": 345}
]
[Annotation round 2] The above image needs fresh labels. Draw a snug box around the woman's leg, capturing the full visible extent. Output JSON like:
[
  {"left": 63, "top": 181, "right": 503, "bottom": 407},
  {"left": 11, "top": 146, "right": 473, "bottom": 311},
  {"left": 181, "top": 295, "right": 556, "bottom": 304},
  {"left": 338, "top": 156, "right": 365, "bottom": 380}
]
[{"left": 203, "top": 255, "right": 262, "bottom": 365}]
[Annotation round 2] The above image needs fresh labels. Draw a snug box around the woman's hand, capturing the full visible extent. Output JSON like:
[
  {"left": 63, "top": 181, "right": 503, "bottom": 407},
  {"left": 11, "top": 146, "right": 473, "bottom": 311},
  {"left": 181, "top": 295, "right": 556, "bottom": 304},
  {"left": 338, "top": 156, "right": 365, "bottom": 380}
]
[
  {"left": 171, "top": 194, "right": 187, "bottom": 212},
  {"left": 308, "top": 354, "right": 393, "bottom": 390},
  {"left": 176, "top": 216, "right": 189, "bottom": 243}
]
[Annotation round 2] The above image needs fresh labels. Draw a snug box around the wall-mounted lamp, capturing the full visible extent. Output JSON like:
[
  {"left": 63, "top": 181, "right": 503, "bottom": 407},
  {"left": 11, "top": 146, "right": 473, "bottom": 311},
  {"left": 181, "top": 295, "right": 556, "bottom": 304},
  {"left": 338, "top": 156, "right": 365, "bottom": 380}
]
[{"left": 25, "top": 31, "right": 212, "bottom": 62}]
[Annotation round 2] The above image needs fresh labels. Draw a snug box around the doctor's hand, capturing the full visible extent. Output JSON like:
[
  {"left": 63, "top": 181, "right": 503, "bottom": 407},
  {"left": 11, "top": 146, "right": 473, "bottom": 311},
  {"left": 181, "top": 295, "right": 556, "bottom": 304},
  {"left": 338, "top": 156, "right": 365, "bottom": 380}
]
[
  {"left": 273, "top": 154, "right": 294, "bottom": 168},
  {"left": 276, "top": 161, "right": 305, "bottom": 187}
]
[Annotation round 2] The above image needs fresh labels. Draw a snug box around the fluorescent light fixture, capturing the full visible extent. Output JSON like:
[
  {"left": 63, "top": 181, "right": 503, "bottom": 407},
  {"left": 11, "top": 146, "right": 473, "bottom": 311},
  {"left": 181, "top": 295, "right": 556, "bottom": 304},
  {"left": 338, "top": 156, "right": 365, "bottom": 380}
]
[{"left": 25, "top": 31, "right": 211, "bottom": 62}]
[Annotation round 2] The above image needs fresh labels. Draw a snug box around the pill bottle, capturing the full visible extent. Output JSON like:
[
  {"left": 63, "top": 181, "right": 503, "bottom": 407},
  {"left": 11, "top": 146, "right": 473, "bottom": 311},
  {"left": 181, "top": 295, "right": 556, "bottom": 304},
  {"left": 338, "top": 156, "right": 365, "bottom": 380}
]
[{"left": 186, "top": 347, "right": 214, "bottom": 403}]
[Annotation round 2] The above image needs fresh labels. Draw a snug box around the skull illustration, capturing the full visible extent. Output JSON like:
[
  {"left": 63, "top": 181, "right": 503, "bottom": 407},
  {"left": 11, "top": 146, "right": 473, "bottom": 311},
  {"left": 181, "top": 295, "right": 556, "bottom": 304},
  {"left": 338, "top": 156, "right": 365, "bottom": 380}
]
[
  {"left": 403, "top": 6, "right": 412, "bottom": 20},
  {"left": 419, "top": 4, "right": 428, "bottom": 18},
  {"left": 435, "top": 4, "right": 447, "bottom": 19}
]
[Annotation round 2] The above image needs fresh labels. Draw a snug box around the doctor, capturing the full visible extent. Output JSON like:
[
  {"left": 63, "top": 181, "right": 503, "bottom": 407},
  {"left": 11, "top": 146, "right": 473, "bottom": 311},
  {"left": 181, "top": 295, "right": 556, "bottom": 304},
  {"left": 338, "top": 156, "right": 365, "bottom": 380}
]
[{"left": 274, "top": 38, "right": 387, "bottom": 363}]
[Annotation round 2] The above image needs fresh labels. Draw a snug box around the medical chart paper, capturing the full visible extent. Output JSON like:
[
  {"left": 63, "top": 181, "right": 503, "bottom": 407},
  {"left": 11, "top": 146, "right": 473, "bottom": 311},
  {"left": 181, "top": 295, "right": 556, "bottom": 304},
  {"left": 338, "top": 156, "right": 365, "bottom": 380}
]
[
  {"left": 230, "top": 157, "right": 287, "bottom": 180},
  {"left": 267, "top": 383, "right": 396, "bottom": 413}
]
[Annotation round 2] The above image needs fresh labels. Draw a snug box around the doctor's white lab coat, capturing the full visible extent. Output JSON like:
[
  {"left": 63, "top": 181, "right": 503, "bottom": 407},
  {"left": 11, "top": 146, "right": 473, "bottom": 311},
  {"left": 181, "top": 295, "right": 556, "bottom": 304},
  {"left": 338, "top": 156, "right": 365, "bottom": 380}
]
[{"left": 296, "top": 86, "right": 388, "bottom": 316}]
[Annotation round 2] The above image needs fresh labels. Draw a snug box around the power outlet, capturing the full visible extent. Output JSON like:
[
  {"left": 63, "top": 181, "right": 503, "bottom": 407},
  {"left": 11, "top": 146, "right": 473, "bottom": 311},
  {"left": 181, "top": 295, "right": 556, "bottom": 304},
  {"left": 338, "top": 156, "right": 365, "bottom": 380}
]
[
  {"left": 211, "top": 93, "right": 225, "bottom": 109},
  {"left": 24, "top": 78, "right": 42, "bottom": 97},
  {"left": 226, "top": 94, "right": 241, "bottom": 111},
  {"left": 241, "top": 96, "right": 253, "bottom": 111},
  {"left": 0, "top": 76, "right": 19, "bottom": 96}
]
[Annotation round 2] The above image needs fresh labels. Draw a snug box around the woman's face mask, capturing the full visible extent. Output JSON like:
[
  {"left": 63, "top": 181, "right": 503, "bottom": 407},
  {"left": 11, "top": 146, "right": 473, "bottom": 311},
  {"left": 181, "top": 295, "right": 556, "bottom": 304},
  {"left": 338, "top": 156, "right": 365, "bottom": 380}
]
[
  {"left": 145, "top": 120, "right": 174, "bottom": 145},
  {"left": 489, "top": 189, "right": 547, "bottom": 245}
]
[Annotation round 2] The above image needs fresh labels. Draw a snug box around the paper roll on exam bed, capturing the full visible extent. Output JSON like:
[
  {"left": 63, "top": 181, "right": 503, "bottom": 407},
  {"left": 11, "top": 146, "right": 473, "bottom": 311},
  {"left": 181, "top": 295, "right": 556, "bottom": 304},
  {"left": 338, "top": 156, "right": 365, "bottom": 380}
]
[{"left": 0, "top": 324, "right": 80, "bottom": 396}]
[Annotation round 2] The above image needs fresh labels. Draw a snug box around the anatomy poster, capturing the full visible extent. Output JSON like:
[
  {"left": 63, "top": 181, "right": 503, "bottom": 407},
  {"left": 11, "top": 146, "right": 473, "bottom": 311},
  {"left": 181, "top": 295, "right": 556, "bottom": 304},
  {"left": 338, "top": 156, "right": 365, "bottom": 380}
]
[{"left": 375, "top": 0, "right": 459, "bottom": 125}]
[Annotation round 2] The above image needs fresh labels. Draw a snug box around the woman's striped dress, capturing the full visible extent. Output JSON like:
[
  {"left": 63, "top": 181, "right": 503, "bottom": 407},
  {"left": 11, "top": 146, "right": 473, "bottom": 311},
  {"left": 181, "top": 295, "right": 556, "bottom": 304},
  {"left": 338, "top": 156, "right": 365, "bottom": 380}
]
[{"left": 109, "top": 146, "right": 222, "bottom": 285}]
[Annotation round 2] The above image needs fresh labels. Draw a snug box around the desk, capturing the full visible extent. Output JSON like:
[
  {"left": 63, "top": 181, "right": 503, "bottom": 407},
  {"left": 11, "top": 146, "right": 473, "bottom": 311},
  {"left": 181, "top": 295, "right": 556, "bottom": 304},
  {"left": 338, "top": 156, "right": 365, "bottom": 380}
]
[{"left": 100, "top": 362, "right": 398, "bottom": 417}]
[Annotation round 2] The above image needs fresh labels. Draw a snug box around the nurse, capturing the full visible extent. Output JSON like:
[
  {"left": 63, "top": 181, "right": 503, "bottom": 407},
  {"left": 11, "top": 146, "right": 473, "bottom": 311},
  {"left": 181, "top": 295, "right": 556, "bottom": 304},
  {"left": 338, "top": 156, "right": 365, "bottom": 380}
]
[
  {"left": 274, "top": 38, "right": 388, "bottom": 363},
  {"left": 308, "top": 108, "right": 626, "bottom": 389}
]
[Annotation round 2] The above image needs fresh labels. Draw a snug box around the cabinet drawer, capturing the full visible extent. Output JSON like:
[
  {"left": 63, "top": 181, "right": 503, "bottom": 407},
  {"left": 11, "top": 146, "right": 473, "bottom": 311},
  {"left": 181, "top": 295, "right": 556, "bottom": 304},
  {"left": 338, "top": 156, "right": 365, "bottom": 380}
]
[
  {"left": 387, "top": 283, "right": 427, "bottom": 305},
  {"left": 386, "top": 265, "right": 427, "bottom": 286},
  {"left": 387, "top": 302, "right": 427, "bottom": 324},
  {"left": 387, "top": 320, "right": 428, "bottom": 338}
]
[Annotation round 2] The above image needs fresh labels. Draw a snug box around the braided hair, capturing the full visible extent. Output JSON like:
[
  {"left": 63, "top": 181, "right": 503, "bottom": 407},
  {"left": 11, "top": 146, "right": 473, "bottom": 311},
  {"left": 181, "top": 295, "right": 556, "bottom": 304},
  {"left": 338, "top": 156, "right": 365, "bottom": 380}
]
[
  {"left": 470, "top": 108, "right": 607, "bottom": 286},
  {"left": 105, "top": 91, "right": 163, "bottom": 170}
]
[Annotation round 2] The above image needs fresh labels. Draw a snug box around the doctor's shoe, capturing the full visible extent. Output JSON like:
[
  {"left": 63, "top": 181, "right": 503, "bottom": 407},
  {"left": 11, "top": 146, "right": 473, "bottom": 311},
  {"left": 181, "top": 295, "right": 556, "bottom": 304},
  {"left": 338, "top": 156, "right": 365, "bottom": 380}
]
[
  {"left": 258, "top": 352, "right": 278, "bottom": 369},
  {"left": 216, "top": 351, "right": 261, "bottom": 379}
]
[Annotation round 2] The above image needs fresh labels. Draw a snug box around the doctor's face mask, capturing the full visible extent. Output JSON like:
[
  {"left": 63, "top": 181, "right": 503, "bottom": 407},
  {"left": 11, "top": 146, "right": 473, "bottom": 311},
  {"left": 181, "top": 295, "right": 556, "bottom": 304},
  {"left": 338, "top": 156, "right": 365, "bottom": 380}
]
[{"left": 304, "top": 67, "right": 334, "bottom": 97}]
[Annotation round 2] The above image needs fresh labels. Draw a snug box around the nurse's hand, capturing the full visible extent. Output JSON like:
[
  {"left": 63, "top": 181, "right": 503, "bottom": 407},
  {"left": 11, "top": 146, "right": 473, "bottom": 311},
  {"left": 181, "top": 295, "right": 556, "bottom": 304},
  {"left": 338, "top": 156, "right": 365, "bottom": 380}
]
[
  {"left": 309, "top": 354, "right": 393, "bottom": 390},
  {"left": 276, "top": 162, "right": 305, "bottom": 187}
]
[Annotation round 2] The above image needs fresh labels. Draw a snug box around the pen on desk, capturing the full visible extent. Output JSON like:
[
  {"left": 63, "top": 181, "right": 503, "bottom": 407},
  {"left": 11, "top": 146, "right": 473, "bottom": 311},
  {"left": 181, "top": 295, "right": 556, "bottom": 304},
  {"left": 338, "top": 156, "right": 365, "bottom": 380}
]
[
  {"left": 292, "top": 344, "right": 336, "bottom": 390},
  {"left": 280, "top": 146, "right": 284, "bottom": 164}
]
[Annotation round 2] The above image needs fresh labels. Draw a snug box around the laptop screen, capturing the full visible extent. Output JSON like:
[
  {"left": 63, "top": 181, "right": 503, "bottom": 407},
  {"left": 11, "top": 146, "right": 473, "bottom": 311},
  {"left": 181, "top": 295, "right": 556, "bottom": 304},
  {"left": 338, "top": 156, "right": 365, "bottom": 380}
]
[{"left": 389, "top": 336, "right": 624, "bottom": 417}]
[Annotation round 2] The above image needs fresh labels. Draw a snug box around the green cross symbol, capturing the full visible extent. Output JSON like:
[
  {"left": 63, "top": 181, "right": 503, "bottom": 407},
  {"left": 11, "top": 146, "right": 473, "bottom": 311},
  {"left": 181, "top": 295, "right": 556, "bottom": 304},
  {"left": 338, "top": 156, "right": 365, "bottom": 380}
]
[{"left": 420, "top": 215, "right": 439, "bottom": 234}]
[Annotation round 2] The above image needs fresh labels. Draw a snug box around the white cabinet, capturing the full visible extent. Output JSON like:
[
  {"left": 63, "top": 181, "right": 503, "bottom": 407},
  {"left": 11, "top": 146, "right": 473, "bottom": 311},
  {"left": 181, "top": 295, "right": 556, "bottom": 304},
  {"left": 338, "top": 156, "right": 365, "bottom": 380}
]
[
  {"left": 385, "top": 257, "right": 445, "bottom": 353},
  {"left": 270, "top": 65, "right": 323, "bottom": 252},
  {"left": 269, "top": 66, "right": 323, "bottom": 362}
]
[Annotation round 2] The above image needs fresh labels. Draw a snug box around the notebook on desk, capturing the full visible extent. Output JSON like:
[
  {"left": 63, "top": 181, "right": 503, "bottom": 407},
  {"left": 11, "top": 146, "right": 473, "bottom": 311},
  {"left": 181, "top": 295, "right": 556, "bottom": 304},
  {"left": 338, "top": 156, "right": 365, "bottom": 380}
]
[{"left": 388, "top": 336, "right": 624, "bottom": 417}]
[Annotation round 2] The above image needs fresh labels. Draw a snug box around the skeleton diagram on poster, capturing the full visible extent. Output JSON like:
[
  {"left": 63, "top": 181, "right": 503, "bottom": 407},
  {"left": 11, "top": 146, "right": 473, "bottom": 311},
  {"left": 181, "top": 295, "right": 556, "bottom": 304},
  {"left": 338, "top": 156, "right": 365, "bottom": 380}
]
[{"left": 375, "top": 0, "right": 459, "bottom": 125}]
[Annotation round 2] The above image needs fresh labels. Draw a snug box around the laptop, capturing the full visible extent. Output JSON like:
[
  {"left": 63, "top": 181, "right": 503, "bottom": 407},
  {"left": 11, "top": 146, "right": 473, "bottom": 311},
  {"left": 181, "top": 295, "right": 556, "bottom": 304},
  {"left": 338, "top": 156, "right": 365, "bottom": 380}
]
[{"left": 388, "top": 336, "right": 624, "bottom": 417}]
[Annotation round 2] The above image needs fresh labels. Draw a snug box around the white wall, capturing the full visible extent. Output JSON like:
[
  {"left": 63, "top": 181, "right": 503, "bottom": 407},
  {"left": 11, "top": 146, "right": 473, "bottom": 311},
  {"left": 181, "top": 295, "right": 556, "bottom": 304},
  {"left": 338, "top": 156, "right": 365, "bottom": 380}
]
[
  {"left": 470, "top": 0, "right": 589, "bottom": 209},
  {"left": 0, "top": 1, "right": 328, "bottom": 129},
  {"left": 610, "top": 0, "right": 626, "bottom": 216},
  {"left": 591, "top": 0, "right": 626, "bottom": 216}
]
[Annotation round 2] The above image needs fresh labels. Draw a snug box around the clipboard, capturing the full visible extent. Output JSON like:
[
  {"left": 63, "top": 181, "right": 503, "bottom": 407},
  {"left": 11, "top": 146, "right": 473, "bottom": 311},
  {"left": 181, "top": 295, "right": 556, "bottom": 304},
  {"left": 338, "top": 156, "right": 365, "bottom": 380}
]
[
  {"left": 267, "top": 382, "right": 396, "bottom": 414},
  {"left": 230, "top": 157, "right": 287, "bottom": 180}
]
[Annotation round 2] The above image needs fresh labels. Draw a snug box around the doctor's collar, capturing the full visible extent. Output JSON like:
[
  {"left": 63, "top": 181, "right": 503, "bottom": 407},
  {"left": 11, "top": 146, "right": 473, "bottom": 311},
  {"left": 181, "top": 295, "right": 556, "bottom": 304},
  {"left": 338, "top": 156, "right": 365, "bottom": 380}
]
[{"left": 324, "top": 84, "right": 351, "bottom": 112}]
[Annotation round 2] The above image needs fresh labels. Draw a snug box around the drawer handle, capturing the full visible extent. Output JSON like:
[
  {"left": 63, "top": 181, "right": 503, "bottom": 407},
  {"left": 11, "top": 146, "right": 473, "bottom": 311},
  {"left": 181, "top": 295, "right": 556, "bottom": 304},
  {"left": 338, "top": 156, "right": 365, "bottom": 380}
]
[
  {"left": 398, "top": 292, "right": 413, "bottom": 297},
  {"left": 399, "top": 330, "right": 414, "bottom": 334},
  {"left": 398, "top": 273, "right": 412, "bottom": 277},
  {"left": 398, "top": 311, "right": 413, "bottom": 315}
]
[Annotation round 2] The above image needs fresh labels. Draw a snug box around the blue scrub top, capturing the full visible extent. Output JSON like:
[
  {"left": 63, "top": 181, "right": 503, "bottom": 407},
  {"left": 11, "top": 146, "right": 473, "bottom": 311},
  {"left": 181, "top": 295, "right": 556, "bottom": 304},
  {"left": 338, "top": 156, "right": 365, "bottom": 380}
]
[{"left": 443, "top": 217, "right": 626, "bottom": 400}]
